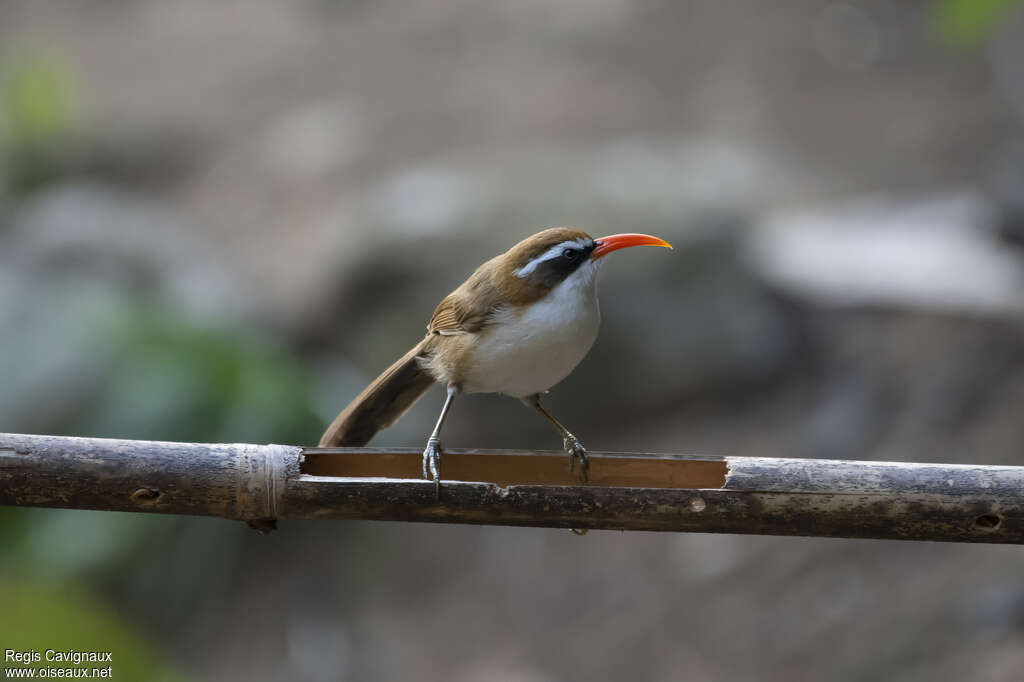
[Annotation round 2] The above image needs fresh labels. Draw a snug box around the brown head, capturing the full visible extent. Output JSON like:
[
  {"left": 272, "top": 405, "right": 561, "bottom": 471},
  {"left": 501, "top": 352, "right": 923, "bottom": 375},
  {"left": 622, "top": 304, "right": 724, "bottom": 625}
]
[{"left": 490, "top": 227, "right": 672, "bottom": 303}]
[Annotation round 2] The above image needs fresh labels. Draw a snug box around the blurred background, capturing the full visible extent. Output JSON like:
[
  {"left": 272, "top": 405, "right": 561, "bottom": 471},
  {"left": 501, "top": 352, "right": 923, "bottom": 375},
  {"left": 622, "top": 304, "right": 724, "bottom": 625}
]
[{"left": 3, "top": 0, "right": 1024, "bottom": 679}]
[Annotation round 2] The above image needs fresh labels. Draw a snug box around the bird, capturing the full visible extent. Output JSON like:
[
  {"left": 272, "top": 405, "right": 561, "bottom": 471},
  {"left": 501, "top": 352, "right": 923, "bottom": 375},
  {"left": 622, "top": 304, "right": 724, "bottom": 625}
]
[{"left": 319, "top": 227, "right": 672, "bottom": 497}]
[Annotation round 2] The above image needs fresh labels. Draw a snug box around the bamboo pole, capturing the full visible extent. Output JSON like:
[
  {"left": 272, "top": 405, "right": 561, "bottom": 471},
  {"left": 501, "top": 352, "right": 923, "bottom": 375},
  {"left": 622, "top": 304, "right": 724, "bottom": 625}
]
[{"left": 0, "top": 432, "right": 1020, "bottom": 542}]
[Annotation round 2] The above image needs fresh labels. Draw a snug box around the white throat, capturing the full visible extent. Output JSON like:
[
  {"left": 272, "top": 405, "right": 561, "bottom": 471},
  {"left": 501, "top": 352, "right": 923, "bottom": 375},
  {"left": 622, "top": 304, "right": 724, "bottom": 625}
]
[{"left": 464, "top": 260, "right": 601, "bottom": 397}]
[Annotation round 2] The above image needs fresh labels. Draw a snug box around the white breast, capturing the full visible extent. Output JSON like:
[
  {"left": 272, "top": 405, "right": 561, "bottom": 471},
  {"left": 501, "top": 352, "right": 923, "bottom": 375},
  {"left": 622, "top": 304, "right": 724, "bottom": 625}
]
[{"left": 462, "top": 262, "right": 601, "bottom": 397}]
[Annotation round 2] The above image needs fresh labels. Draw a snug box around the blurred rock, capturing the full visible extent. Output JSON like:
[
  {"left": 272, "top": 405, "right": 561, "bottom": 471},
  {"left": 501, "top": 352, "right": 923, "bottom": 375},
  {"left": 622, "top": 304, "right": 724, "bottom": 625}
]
[
  {"left": 575, "top": 211, "right": 800, "bottom": 420},
  {"left": 5, "top": 181, "right": 252, "bottom": 321},
  {"left": 990, "top": 139, "right": 1024, "bottom": 250},
  {"left": 369, "top": 167, "right": 488, "bottom": 237},
  {"left": 261, "top": 100, "right": 365, "bottom": 182},
  {"left": 298, "top": 139, "right": 799, "bottom": 447},
  {"left": 813, "top": 4, "right": 882, "bottom": 72},
  {"left": 745, "top": 191, "right": 1024, "bottom": 314},
  {"left": 0, "top": 181, "right": 321, "bottom": 442},
  {"left": 988, "top": 4, "right": 1024, "bottom": 125},
  {"left": 286, "top": 136, "right": 786, "bottom": 334},
  {"left": 300, "top": 208, "right": 804, "bottom": 455},
  {"left": 801, "top": 363, "right": 889, "bottom": 461},
  {"left": 958, "top": 583, "right": 1024, "bottom": 634}
]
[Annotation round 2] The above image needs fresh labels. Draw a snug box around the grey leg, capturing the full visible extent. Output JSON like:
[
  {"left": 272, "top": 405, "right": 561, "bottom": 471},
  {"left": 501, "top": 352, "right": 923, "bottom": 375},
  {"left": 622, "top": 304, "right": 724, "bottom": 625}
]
[
  {"left": 521, "top": 393, "right": 589, "bottom": 483},
  {"left": 423, "top": 383, "right": 459, "bottom": 499}
]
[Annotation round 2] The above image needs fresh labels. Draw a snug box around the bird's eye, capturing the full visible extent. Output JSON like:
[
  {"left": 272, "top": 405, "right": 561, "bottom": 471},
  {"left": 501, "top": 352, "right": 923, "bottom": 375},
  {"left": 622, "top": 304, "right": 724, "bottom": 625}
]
[{"left": 563, "top": 248, "right": 578, "bottom": 260}]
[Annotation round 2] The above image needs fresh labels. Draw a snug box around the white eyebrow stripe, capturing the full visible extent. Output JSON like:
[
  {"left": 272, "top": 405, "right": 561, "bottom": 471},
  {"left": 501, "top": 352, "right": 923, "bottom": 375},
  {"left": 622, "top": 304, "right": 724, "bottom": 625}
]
[{"left": 514, "top": 239, "right": 589, "bottom": 278}]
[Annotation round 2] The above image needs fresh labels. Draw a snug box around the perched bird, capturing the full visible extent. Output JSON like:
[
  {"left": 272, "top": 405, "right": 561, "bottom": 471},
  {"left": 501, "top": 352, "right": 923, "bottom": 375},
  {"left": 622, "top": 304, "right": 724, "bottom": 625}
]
[{"left": 319, "top": 227, "right": 672, "bottom": 496}]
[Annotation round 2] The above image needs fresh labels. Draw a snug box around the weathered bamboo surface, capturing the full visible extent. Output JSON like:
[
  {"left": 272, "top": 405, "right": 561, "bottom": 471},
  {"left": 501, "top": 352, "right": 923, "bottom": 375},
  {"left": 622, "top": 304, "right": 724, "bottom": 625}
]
[{"left": 1, "top": 432, "right": 1022, "bottom": 542}]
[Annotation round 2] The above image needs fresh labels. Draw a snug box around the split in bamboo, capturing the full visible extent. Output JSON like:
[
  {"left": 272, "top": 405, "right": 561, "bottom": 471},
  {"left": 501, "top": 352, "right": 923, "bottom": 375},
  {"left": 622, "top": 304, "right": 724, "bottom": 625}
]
[{"left": 0, "top": 432, "right": 1019, "bottom": 543}]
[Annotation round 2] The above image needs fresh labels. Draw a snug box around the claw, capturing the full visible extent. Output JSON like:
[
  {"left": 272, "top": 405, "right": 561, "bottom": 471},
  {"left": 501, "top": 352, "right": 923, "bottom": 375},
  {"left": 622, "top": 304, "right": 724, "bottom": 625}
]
[
  {"left": 422, "top": 436, "right": 442, "bottom": 500},
  {"left": 563, "top": 434, "right": 589, "bottom": 483}
]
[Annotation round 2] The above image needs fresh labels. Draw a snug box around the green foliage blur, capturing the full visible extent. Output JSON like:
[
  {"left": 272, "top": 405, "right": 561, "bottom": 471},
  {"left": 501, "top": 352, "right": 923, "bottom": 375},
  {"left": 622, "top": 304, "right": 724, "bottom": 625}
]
[
  {"left": 933, "top": 0, "right": 1024, "bottom": 46},
  {"left": 0, "top": 295, "right": 322, "bottom": 679},
  {"left": 79, "top": 300, "right": 322, "bottom": 445},
  {"left": 0, "top": 52, "right": 322, "bottom": 672},
  {"left": 0, "top": 54, "right": 76, "bottom": 194},
  {"left": 1, "top": 579, "right": 188, "bottom": 681}
]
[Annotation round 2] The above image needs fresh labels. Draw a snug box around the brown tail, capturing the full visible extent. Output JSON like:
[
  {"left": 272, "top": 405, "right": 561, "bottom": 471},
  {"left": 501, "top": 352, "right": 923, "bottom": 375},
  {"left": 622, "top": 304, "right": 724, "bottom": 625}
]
[{"left": 318, "top": 338, "right": 436, "bottom": 447}]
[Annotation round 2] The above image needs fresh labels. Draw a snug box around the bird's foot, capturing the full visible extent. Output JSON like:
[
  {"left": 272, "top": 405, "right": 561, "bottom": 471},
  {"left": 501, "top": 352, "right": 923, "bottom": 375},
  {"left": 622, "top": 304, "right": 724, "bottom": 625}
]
[
  {"left": 422, "top": 436, "right": 443, "bottom": 500},
  {"left": 566, "top": 435, "right": 589, "bottom": 533},
  {"left": 563, "top": 433, "right": 589, "bottom": 483}
]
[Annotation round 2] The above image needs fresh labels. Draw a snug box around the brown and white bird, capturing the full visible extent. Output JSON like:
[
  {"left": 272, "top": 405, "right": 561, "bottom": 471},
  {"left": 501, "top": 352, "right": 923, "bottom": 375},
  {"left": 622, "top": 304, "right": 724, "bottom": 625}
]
[{"left": 319, "top": 227, "right": 672, "bottom": 495}]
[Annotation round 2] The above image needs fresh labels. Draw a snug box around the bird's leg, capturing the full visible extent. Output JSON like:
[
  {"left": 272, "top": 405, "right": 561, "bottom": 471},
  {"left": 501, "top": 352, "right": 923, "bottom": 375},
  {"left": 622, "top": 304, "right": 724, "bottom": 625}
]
[
  {"left": 423, "top": 383, "right": 459, "bottom": 500},
  {"left": 521, "top": 394, "right": 589, "bottom": 483}
]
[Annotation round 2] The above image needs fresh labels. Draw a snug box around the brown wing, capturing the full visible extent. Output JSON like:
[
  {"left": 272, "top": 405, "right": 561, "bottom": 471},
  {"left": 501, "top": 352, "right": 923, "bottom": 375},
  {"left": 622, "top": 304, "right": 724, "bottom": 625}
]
[{"left": 427, "top": 259, "right": 504, "bottom": 335}]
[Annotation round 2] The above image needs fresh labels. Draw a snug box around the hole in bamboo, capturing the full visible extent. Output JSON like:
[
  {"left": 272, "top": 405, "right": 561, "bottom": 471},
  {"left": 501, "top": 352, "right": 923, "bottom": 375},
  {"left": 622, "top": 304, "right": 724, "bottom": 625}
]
[
  {"left": 131, "top": 488, "right": 162, "bottom": 505},
  {"left": 300, "top": 449, "right": 727, "bottom": 489},
  {"left": 975, "top": 514, "right": 1002, "bottom": 530},
  {"left": 690, "top": 496, "right": 706, "bottom": 512}
]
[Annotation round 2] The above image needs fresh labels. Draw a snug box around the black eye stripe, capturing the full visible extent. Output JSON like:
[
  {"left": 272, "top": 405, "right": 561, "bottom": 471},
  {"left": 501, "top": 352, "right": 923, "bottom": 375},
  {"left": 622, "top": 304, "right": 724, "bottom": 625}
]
[
  {"left": 520, "top": 241, "right": 597, "bottom": 288},
  {"left": 561, "top": 242, "right": 597, "bottom": 261}
]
